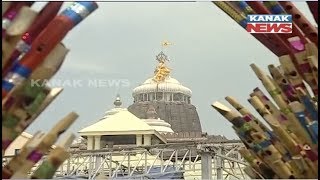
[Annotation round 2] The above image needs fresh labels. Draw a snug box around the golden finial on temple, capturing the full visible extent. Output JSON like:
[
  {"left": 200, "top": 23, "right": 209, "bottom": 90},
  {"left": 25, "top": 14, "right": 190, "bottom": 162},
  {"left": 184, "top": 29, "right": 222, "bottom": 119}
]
[
  {"left": 161, "top": 40, "right": 173, "bottom": 48},
  {"left": 153, "top": 41, "right": 172, "bottom": 83}
]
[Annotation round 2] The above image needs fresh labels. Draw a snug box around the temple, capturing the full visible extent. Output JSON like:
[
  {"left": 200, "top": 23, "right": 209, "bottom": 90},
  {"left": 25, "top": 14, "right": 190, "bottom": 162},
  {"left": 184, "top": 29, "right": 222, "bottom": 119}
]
[
  {"left": 128, "top": 51, "right": 202, "bottom": 133},
  {"left": 77, "top": 49, "right": 226, "bottom": 150}
]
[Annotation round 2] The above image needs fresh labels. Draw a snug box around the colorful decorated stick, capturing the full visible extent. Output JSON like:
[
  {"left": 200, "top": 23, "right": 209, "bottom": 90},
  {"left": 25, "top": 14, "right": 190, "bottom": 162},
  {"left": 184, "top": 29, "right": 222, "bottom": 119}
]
[
  {"left": 2, "top": 2, "right": 34, "bottom": 39},
  {"left": 268, "top": 75, "right": 290, "bottom": 104},
  {"left": 278, "top": 55, "right": 311, "bottom": 96},
  {"left": 247, "top": 96, "right": 292, "bottom": 159},
  {"left": 248, "top": 1, "right": 308, "bottom": 52},
  {"left": 263, "top": 1, "right": 286, "bottom": 14},
  {"left": 239, "top": 147, "right": 274, "bottom": 179},
  {"left": 225, "top": 96, "right": 271, "bottom": 136},
  {"left": 248, "top": 96, "right": 296, "bottom": 151},
  {"left": 215, "top": 1, "right": 316, "bottom": 90},
  {"left": 308, "top": 121, "right": 318, "bottom": 140},
  {"left": 307, "top": 56, "right": 318, "bottom": 85},
  {"left": 240, "top": 96, "right": 316, "bottom": 178},
  {"left": 305, "top": 40, "right": 318, "bottom": 59},
  {"left": 211, "top": 101, "right": 293, "bottom": 178},
  {"left": 279, "top": 1, "right": 318, "bottom": 46},
  {"left": 2, "top": 2, "right": 64, "bottom": 76},
  {"left": 6, "top": 7, "right": 38, "bottom": 37},
  {"left": 272, "top": 160, "right": 295, "bottom": 179},
  {"left": 30, "top": 43, "right": 69, "bottom": 81},
  {"left": 306, "top": 1, "right": 318, "bottom": 24},
  {"left": 2, "top": 43, "right": 68, "bottom": 110},
  {"left": 248, "top": 96, "right": 316, "bottom": 174},
  {"left": 2, "top": 2, "right": 12, "bottom": 16},
  {"left": 30, "top": 133, "right": 76, "bottom": 179},
  {"left": 292, "top": 155, "right": 317, "bottom": 178},
  {"left": 212, "top": 1, "right": 286, "bottom": 56},
  {"left": 305, "top": 42, "right": 319, "bottom": 88},
  {"left": 230, "top": 1, "right": 254, "bottom": 15},
  {"left": 243, "top": 2, "right": 316, "bottom": 85},
  {"left": 2, "top": 131, "right": 45, "bottom": 174},
  {"left": 250, "top": 63, "right": 313, "bottom": 146},
  {"left": 2, "top": 87, "right": 63, "bottom": 152},
  {"left": 211, "top": 2, "right": 318, "bottom": 178},
  {"left": 243, "top": 166, "right": 261, "bottom": 179},
  {"left": 250, "top": 88, "right": 288, "bottom": 125},
  {"left": 262, "top": 1, "right": 309, "bottom": 49},
  {"left": 2, "top": 2, "right": 98, "bottom": 179},
  {"left": 289, "top": 101, "right": 317, "bottom": 144},
  {"left": 245, "top": 1, "right": 306, "bottom": 53},
  {"left": 232, "top": 1, "right": 303, "bottom": 56},
  {"left": 211, "top": 101, "right": 269, "bottom": 146},
  {"left": 293, "top": 49, "right": 318, "bottom": 98},
  {"left": 268, "top": 64, "right": 300, "bottom": 102},
  {"left": 2, "top": 2, "right": 98, "bottom": 99},
  {"left": 2, "top": 112, "right": 78, "bottom": 178},
  {"left": 2, "top": 7, "right": 38, "bottom": 68},
  {"left": 296, "top": 87, "right": 318, "bottom": 121},
  {"left": 301, "top": 145, "right": 318, "bottom": 174}
]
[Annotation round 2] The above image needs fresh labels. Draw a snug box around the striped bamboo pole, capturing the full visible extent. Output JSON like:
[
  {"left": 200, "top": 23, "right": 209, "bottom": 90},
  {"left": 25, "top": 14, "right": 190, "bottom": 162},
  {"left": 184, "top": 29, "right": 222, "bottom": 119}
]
[
  {"left": 212, "top": 1, "right": 287, "bottom": 56},
  {"left": 306, "top": 1, "right": 318, "bottom": 24},
  {"left": 2, "top": 2, "right": 63, "bottom": 76},
  {"left": 279, "top": 1, "right": 318, "bottom": 46},
  {"left": 211, "top": 2, "right": 318, "bottom": 179},
  {"left": 3, "top": 112, "right": 78, "bottom": 179}
]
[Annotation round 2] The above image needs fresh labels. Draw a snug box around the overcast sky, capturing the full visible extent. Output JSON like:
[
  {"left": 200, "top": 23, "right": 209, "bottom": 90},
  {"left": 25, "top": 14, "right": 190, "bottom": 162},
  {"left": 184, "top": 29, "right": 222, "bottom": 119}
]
[{"left": 26, "top": 2, "right": 316, "bottom": 139}]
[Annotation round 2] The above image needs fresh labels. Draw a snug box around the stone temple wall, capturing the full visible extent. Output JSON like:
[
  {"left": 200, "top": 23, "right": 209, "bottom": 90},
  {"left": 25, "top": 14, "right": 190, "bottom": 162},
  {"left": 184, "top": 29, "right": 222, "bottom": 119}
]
[{"left": 128, "top": 101, "right": 202, "bottom": 133}]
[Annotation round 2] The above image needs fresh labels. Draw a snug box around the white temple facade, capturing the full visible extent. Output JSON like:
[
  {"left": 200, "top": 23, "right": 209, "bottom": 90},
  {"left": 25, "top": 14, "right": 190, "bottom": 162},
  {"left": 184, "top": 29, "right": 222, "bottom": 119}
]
[{"left": 78, "top": 95, "right": 172, "bottom": 150}]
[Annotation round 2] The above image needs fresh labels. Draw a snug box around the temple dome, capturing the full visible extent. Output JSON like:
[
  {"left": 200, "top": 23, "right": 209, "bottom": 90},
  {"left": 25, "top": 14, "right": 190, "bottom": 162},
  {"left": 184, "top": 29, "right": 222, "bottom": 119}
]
[
  {"left": 133, "top": 76, "right": 192, "bottom": 96},
  {"left": 128, "top": 50, "right": 202, "bottom": 133},
  {"left": 143, "top": 76, "right": 180, "bottom": 84}
]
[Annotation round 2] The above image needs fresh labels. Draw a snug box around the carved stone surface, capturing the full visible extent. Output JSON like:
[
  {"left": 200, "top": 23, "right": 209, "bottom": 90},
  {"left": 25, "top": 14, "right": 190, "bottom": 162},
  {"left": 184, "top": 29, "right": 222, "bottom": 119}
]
[{"left": 128, "top": 101, "right": 202, "bottom": 133}]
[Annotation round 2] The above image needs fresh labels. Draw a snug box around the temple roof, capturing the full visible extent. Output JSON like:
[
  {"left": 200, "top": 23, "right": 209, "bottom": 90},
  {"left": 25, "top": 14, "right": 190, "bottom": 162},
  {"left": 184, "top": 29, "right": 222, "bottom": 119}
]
[
  {"left": 78, "top": 109, "right": 155, "bottom": 135},
  {"left": 78, "top": 108, "right": 167, "bottom": 143}
]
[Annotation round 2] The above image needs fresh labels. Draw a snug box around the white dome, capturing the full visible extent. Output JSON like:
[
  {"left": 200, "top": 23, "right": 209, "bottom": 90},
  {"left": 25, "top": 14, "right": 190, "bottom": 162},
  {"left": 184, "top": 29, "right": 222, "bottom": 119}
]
[
  {"left": 133, "top": 76, "right": 192, "bottom": 96},
  {"left": 143, "top": 77, "right": 180, "bottom": 84}
]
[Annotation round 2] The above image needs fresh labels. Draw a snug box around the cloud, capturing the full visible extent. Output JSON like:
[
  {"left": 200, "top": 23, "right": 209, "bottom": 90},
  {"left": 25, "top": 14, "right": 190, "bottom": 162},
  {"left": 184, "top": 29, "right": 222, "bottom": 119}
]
[
  {"left": 61, "top": 62, "right": 115, "bottom": 75},
  {"left": 26, "top": 2, "right": 316, "bottom": 139}
]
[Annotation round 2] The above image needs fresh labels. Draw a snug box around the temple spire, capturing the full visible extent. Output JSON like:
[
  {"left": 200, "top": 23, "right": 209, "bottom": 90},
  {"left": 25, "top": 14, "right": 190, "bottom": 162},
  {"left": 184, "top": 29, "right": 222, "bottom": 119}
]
[
  {"left": 161, "top": 40, "right": 173, "bottom": 51},
  {"left": 113, "top": 94, "right": 122, "bottom": 107}
]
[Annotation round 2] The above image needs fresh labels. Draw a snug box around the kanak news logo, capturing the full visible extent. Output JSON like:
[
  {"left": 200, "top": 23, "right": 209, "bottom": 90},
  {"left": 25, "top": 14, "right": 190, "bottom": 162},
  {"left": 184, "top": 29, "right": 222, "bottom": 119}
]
[{"left": 246, "top": 15, "right": 292, "bottom": 33}]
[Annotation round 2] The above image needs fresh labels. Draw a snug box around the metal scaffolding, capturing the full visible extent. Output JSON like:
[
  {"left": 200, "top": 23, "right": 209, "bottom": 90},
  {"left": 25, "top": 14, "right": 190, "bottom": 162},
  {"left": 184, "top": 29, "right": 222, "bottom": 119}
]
[
  {"left": 57, "top": 141, "right": 248, "bottom": 179},
  {"left": 3, "top": 141, "right": 249, "bottom": 179}
]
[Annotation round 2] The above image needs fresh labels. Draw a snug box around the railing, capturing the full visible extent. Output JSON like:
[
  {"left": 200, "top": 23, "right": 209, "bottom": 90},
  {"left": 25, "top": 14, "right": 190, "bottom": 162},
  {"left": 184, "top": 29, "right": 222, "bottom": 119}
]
[
  {"left": 3, "top": 141, "right": 248, "bottom": 179},
  {"left": 52, "top": 141, "right": 248, "bottom": 179}
]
